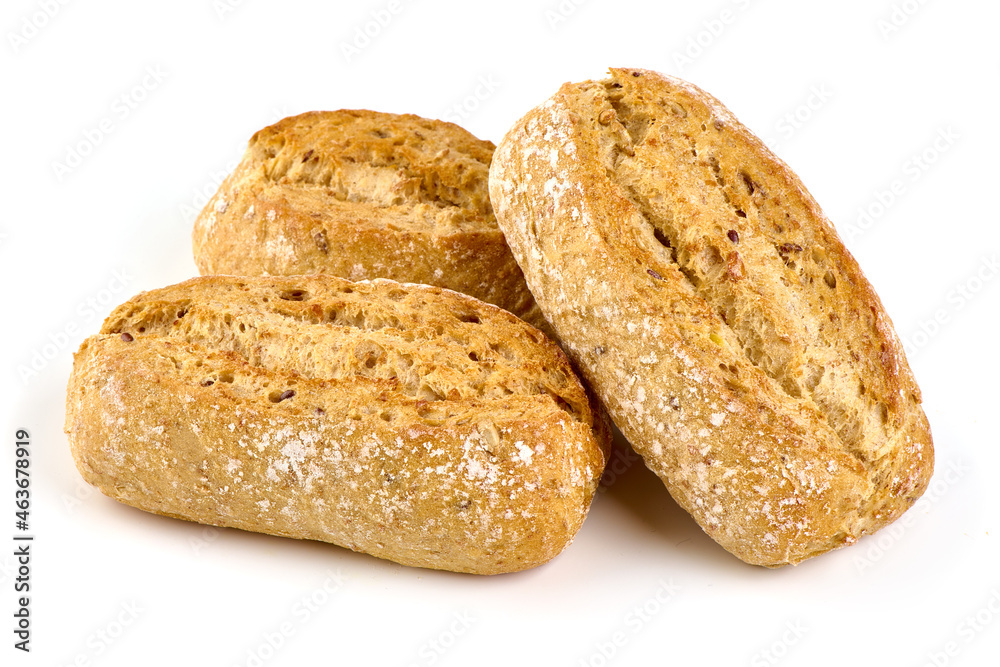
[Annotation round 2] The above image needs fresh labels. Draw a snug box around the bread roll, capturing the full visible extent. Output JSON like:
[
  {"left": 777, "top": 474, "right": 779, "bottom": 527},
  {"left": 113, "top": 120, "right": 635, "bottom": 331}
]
[
  {"left": 65, "top": 275, "right": 608, "bottom": 574},
  {"left": 489, "top": 68, "right": 933, "bottom": 566},
  {"left": 192, "top": 110, "right": 548, "bottom": 332}
]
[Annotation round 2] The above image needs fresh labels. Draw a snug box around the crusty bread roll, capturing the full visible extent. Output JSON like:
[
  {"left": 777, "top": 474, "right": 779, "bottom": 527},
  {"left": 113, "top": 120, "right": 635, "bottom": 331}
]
[
  {"left": 65, "top": 275, "right": 608, "bottom": 574},
  {"left": 192, "top": 110, "right": 548, "bottom": 332},
  {"left": 489, "top": 68, "right": 933, "bottom": 566}
]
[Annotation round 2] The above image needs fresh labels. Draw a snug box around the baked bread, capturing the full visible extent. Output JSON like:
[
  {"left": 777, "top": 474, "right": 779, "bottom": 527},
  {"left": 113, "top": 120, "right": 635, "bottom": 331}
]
[
  {"left": 192, "top": 110, "right": 548, "bottom": 332},
  {"left": 64, "top": 275, "right": 608, "bottom": 574},
  {"left": 489, "top": 68, "right": 933, "bottom": 566}
]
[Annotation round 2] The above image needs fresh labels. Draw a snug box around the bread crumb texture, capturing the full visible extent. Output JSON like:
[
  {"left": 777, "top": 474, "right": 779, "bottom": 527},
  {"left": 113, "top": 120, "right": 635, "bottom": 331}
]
[
  {"left": 489, "top": 68, "right": 933, "bottom": 566},
  {"left": 65, "top": 275, "right": 608, "bottom": 574},
  {"left": 192, "top": 110, "right": 547, "bottom": 331}
]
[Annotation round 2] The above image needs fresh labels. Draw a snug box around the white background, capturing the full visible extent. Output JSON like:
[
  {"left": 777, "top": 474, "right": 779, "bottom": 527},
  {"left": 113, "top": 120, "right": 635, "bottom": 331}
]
[{"left": 2, "top": 0, "right": 999, "bottom": 665}]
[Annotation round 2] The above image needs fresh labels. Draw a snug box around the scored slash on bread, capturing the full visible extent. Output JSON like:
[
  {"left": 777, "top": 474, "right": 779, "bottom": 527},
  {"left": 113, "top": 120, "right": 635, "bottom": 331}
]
[
  {"left": 192, "top": 110, "right": 550, "bottom": 333},
  {"left": 489, "top": 68, "right": 933, "bottom": 566},
  {"left": 65, "top": 275, "right": 609, "bottom": 574}
]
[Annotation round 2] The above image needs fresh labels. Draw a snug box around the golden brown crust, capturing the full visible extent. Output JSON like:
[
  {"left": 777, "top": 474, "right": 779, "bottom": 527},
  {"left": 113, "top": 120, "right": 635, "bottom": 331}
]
[
  {"left": 192, "top": 110, "right": 548, "bottom": 332},
  {"left": 489, "top": 68, "right": 933, "bottom": 566},
  {"left": 64, "top": 275, "right": 608, "bottom": 574}
]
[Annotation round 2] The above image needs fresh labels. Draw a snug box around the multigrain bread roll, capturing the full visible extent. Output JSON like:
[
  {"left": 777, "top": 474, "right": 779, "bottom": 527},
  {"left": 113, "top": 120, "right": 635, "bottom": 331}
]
[
  {"left": 64, "top": 275, "right": 609, "bottom": 574},
  {"left": 192, "top": 110, "right": 549, "bottom": 332},
  {"left": 489, "top": 68, "right": 933, "bottom": 566}
]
